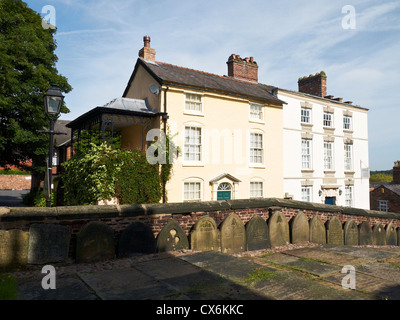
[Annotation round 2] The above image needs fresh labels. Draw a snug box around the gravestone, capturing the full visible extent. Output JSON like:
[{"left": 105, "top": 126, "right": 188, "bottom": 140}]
[
  {"left": 28, "top": 224, "right": 71, "bottom": 264},
  {"left": 268, "top": 211, "right": 290, "bottom": 247},
  {"left": 397, "top": 227, "right": 400, "bottom": 246},
  {"left": 309, "top": 216, "right": 326, "bottom": 244},
  {"left": 359, "top": 221, "right": 373, "bottom": 245},
  {"left": 386, "top": 222, "right": 397, "bottom": 246},
  {"left": 245, "top": 215, "right": 270, "bottom": 251},
  {"left": 117, "top": 221, "right": 156, "bottom": 258},
  {"left": 0, "top": 229, "right": 29, "bottom": 269},
  {"left": 326, "top": 216, "right": 343, "bottom": 245},
  {"left": 156, "top": 219, "right": 189, "bottom": 252},
  {"left": 220, "top": 213, "right": 246, "bottom": 254},
  {"left": 290, "top": 212, "right": 309, "bottom": 244},
  {"left": 372, "top": 223, "right": 386, "bottom": 245},
  {"left": 190, "top": 216, "right": 220, "bottom": 251},
  {"left": 76, "top": 222, "right": 115, "bottom": 263},
  {"left": 344, "top": 220, "right": 359, "bottom": 246}
]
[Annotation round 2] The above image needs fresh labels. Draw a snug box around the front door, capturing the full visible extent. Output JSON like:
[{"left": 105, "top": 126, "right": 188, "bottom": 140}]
[
  {"left": 217, "top": 183, "right": 232, "bottom": 200},
  {"left": 325, "top": 197, "right": 336, "bottom": 205}
]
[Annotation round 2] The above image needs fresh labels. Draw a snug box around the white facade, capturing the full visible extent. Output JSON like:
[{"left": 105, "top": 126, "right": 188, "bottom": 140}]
[{"left": 279, "top": 90, "right": 370, "bottom": 209}]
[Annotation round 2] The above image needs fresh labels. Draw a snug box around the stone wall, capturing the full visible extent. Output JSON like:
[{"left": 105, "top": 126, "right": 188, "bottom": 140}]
[{"left": 1, "top": 198, "right": 399, "bottom": 270}]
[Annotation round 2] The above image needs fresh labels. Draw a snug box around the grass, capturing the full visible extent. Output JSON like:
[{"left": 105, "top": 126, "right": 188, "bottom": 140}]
[
  {"left": 0, "top": 274, "right": 18, "bottom": 300},
  {"left": 298, "top": 256, "right": 332, "bottom": 265},
  {"left": 244, "top": 267, "right": 280, "bottom": 284}
]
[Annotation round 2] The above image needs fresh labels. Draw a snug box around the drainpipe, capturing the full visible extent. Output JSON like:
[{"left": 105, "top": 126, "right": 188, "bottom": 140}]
[{"left": 162, "top": 85, "right": 169, "bottom": 203}]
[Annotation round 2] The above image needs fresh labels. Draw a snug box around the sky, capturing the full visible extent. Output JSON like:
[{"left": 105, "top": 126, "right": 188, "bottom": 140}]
[{"left": 25, "top": 0, "right": 400, "bottom": 170}]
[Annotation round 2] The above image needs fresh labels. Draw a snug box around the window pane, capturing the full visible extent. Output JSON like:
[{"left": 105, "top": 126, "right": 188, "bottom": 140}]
[
  {"left": 250, "top": 132, "right": 263, "bottom": 164},
  {"left": 184, "top": 127, "right": 202, "bottom": 162}
]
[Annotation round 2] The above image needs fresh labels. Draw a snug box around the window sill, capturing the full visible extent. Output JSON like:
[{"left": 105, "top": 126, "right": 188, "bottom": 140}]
[
  {"left": 301, "top": 123, "right": 313, "bottom": 127},
  {"left": 184, "top": 111, "right": 204, "bottom": 117},
  {"left": 301, "top": 169, "right": 314, "bottom": 173},
  {"left": 249, "top": 164, "right": 266, "bottom": 169},
  {"left": 249, "top": 119, "right": 265, "bottom": 124},
  {"left": 324, "top": 170, "right": 336, "bottom": 174},
  {"left": 182, "top": 162, "right": 204, "bottom": 167}
]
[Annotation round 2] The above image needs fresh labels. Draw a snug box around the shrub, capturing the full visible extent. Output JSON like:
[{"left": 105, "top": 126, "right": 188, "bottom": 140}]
[{"left": 63, "top": 142, "right": 162, "bottom": 205}]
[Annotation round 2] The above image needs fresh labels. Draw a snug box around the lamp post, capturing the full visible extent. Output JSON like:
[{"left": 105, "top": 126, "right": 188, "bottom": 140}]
[{"left": 43, "top": 84, "right": 64, "bottom": 207}]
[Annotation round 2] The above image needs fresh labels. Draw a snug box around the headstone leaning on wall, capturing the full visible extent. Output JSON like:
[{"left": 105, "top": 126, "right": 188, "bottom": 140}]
[
  {"left": 386, "top": 222, "right": 397, "bottom": 246},
  {"left": 290, "top": 212, "right": 309, "bottom": 244},
  {"left": 309, "top": 216, "right": 326, "bottom": 244},
  {"left": 190, "top": 216, "right": 220, "bottom": 252},
  {"left": 28, "top": 224, "right": 71, "bottom": 264},
  {"left": 326, "top": 216, "right": 343, "bottom": 245},
  {"left": 359, "top": 221, "right": 373, "bottom": 245},
  {"left": 0, "top": 229, "right": 29, "bottom": 270},
  {"left": 220, "top": 213, "right": 246, "bottom": 254},
  {"left": 268, "top": 211, "right": 290, "bottom": 247},
  {"left": 344, "top": 220, "right": 359, "bottom": 246},
  {"left": 156, "top": 219, "right": 189, "bottom": 253},
  {"left": 76, "top": 221, "right": 116, "bottom": 263},
  {"left": 117, "top": 221, "right": 157, "bottom": 258},
  {"left": 245, "top": 215, "right": 270, "bottom": 251},
  {"left": 372, "top": 223, "right": 386, "bottom": 245}
]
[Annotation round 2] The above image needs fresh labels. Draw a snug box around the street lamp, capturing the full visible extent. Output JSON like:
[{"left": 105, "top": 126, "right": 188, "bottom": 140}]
[{"left": 43, "top": 84, "right": 64, "bottom": 207}]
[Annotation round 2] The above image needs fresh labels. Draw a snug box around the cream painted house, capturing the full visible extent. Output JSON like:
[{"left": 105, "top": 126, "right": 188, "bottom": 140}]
[
  {"left": 67, "top": 36, "right": 369, "bottom": 208},
  {"left": 121, "top": 36, "right": 285, "bottom": 202}
]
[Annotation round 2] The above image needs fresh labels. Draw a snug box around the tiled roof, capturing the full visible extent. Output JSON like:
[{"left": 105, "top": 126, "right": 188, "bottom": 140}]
[{"left": 124, "top": 59, "right": 285, "bottom": 105}]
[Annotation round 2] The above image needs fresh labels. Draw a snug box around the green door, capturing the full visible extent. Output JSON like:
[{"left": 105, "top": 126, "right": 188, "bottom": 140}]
[
  {"left": 217, "top": 191, "right": 231, "bottom": 200},
  {"left": 217, "top": 183, "right": 232, "bottom": 200}
]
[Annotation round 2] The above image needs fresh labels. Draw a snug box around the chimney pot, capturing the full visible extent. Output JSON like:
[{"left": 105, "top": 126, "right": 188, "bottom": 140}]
[
  {"left": 325, "top": 95, "right": 334, "bottom": 99},
  {"left": 227, "top": 53, "right": 258, "bottom": 83},
  {"left": 344, "top": 101, "right": 353, "bottom": 105},
  {"left": 298, "top": 71, "right": 327, "bottom": 97},
  {"left": 333, "top": 97, "right": 343, "bottom": 102},
  {"left": 393, "top": 161, "right": 400, "bottom": 184},
  {"left": 139, "top": 35, "right": 156, "bottom": 62}
]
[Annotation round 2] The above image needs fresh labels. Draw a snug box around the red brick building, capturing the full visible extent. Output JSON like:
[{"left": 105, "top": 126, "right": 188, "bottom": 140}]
[{"left": 370, "top": 161, "right": 400, "bottom": 213}]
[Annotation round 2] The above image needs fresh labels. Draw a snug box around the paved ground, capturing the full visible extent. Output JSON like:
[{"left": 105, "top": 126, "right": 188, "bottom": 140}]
[
  {"left": 0, "top": 190, "right": 28, "bottom": 207},
  {"left": 6, "top": 243, "right": 400, "bottom": 300}
]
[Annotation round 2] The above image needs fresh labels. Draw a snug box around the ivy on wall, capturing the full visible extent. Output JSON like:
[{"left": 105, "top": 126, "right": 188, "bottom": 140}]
[{"left": 63, "top": 142, "right": 162, "bottom": 205}]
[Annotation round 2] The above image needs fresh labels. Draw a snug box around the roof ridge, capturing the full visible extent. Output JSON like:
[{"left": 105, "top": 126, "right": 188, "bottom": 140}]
[{"left": 154, "top": 60, "right": 261, "bottom": 86}]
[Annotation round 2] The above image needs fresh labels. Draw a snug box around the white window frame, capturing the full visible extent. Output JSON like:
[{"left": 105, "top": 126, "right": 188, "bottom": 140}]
[
  {"left": 323, "top": 112, "right": 333, "bottom": 128},
  {"left": 183, "top": 178, "right": 203, "bottom": 202},
  {"left": 301, "top": 108, "right": 311, "bottom": 124},
  {"left": 249, "top": 103, "right": 264, "bottom": 123},
  {"left": 343, "top": 115, "right": 352, "bottom": 131},
  {"left": 344, "top": 143, "right": 353, "bottom": 172},
  {"left": 250, "top": 178, "right": 264, "bottom": 198},
  {"left": 301, "top": 186, "right": 312, "bottom": 202},
  {"left": 249, "top": 130, "right": 264, "bottom": 167},
  {"left": 345, "top": 185, "right": 353, "bottom": 207},
  {"left": 301, "top": 139, "right": 312, "bottom": 170},
  {"left": 324, "top": 141, "right": 334, "bottom": 170},
  {"left": 378, "top": 200, "right": 388, "bottom": 212},
  {"left": 184, "top": 92, "right": 203, "bottom": 115},
  {"left": 183, "top": 124, "right": 203, "bottom": 166}
]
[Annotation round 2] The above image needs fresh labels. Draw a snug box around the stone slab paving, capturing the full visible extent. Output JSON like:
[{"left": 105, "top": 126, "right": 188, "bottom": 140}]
[
  {"left": 17, "top": 274, "right": 97, "bottom": 300},
  {"left": 9, "top": 245, "right": 400, "bottom": 300}
]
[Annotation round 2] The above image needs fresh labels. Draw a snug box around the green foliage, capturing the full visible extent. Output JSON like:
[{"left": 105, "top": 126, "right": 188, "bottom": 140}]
[
  {"left": 74, "top": 130, "right": 121, "bottom": 155},
  {"left": 370, "top": 173, "right": 393, "bottom": 182},
  {"left": 63, "top": 142, "right": 162, "bottom": 205},
  {"left": 0, "top": 169, "right": 30, "bottom": 175},
  {"left": 0, "top": 274, "right": 18, "bottom": 300},
  {"left": 0, "top": 0, "right": 72, "bottom": 174}
]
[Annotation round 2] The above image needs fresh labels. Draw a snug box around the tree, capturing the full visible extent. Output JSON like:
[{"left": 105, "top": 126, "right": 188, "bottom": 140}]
[{"left": 0, "top": 0, "right": 72, "bottom": 188}]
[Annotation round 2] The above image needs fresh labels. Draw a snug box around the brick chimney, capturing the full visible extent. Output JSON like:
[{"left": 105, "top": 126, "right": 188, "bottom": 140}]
[
  {"left": 139, "top": 35, "right": 156, "bottom": 62},
  {"left": 227, "top": 54, "right": 258, "bottom": 83},
  {"left": 393, "top": 161, "right": 400, "bottom": 184},
  {"left": 298, "top": 71, "right": 327, "bottom": 97}
]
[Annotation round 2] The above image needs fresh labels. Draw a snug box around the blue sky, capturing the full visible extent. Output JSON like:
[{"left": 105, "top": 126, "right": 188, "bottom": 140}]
[{"left": 26, "top": 0, "right": 400, "bottom": 170}]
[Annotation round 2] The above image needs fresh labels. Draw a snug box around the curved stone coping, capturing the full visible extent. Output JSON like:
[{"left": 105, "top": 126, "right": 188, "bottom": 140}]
[{"left": 1, "top": 198, "right": 399, "bottom": 222}]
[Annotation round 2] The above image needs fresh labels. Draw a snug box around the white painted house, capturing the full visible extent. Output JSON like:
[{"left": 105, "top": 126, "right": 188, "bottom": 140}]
[{"left": 273, "top": 72, "right": 370, "bottom": 209}]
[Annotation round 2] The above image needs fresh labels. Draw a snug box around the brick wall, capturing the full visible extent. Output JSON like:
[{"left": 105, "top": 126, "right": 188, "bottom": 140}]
[
  {"left": 0, "top": 175, "right": 32, "bottom": 190},
  {"left": 370, "top": 186, "right": 400, "bottom": 213}
]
